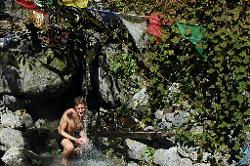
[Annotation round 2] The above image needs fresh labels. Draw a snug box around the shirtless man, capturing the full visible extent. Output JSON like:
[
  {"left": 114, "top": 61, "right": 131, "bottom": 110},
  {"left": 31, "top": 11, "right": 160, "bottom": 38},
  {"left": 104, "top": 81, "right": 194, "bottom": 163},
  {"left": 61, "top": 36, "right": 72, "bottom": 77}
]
[{"left": 57, "top": 97, "right": 89, "bottom": 166}]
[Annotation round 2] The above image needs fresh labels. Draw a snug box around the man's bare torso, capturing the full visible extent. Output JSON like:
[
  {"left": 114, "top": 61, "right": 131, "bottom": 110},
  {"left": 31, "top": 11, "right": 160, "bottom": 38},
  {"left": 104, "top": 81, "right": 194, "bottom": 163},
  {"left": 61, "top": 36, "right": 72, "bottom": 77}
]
[{"left": 58, "top": 108, "right": 83, "bottom": 135}]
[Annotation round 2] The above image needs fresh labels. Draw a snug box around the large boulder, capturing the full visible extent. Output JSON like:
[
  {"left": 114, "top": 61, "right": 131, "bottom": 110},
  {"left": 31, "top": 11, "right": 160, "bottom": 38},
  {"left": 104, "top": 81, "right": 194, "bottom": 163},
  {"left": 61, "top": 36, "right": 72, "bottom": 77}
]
[
  {"left": 0, "top": 24, "right": 78, "bottom": 109},
  {"left": 0, "top": 109, "right": 24, "bottom": 129},
  {"left": 153, "top": 147, "right": 193, "bottom": 166},
  {"left": 98, "top": 54, "right": 120, "bottom": 108},
  {"left": 125, "top": 139, "right": 194, "bottom": 166},
  {"left": 0, "top": 127, "right": 26, "bottom": 151},
  {"left": 125, "top": 139, "right": 150, "bottom": 162},
  {"left": 1, "top": 147, "right": 41, "bottom": 166}
]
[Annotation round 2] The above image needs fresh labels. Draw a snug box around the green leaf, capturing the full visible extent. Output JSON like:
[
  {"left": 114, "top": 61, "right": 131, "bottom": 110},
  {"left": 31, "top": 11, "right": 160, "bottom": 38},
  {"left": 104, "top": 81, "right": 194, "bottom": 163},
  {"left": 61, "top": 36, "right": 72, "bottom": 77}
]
[{"left": 243, "top": 125, "right": 250, "bottom": 132}]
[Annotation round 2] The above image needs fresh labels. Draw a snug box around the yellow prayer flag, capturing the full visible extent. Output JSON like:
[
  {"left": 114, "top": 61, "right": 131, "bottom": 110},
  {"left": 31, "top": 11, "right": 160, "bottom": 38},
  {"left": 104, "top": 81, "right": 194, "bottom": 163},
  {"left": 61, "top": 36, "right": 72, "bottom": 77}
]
[{"left": 60, "top": 0, "right": 89, "bottom": 8}]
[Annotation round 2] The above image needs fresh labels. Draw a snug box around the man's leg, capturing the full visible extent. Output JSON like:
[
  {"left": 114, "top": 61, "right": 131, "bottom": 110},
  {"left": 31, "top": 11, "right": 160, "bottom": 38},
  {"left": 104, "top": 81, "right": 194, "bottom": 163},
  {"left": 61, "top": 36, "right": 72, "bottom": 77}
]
[{"left": 61, "top": 139, "right": 75, "bottom": 166}]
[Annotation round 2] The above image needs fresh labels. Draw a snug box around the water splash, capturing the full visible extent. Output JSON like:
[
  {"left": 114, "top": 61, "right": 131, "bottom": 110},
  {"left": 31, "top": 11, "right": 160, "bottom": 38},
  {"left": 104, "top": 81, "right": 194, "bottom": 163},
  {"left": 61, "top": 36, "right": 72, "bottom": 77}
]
[
  {"left": 72, "top": 147, "right": 124, "bottom": 166},
  {"left": 77, "top": 139, "right": 93, "bottom": 156},
  {"left": 40, "top": 144, "right": 125, "bottom": 166}
]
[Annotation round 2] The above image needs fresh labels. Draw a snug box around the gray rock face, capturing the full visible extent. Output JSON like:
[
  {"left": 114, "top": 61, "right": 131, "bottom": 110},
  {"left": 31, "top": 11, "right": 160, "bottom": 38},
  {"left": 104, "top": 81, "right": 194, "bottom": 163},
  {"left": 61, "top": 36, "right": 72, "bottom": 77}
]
[
  {"left": 98, "top": 53, "right": 120, "bottom": 108},
  {"left": 2, "top": 95, "right": 30, "bottom": 111},
  {"left": 1, "top": 147, "right": 41, "bottom": 166},
  {"left": 193, "top": 163, "right": 211, "bottom": 166},
  {"left": 153, "top": 147, "right": 193, "bottom": 166},
  {"left": 127, "top": 88, "right": 151, "bottom": 119},
  {"left": 99, "top": 66, "right": 119, "bottom": 107},
  {"left": 171, "top": 111, "right": 190, "bottom": 127},
  {"left": 0, "top": 110, "right": 24, "bottom": 129},
  {"left": 125, "top": 139, "right": 195, "bottom": 166},
  {"left": 127, "top": 88, "right": 150, "bottom": 110},
  {"left": 0, "top": 28, "right": 77, "bottom": 109},
  {"left": 0, "top": 127, "right": 26, "bottom": 151},
  {"left": 15, "top": 109, "right": 33, "bottom": 128},
  {"left": 125, "top": 139, "right": 149, "bottom": 162},
  {"left": 177, "top": 146, "right": 199, "bottom": 161},
  {"left": 127, "top": 162, "right": 139, "bottom": 166},
  {"left": 155, "top": 109, "right": 191, "bottom": 129}
]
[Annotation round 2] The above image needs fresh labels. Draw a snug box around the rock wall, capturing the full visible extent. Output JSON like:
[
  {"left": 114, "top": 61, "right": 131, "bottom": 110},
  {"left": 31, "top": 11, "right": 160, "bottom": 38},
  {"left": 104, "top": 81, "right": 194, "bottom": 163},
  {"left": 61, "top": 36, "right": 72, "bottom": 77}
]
[{"left": 0, "top": 102, "right": 42, "bottom": 166}]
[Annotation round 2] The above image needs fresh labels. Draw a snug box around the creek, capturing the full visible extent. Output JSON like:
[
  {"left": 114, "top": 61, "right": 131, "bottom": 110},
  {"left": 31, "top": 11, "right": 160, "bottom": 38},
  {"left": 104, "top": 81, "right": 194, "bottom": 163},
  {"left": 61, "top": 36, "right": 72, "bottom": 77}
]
[{"left": 40, "top": 147, "right": 125, "bottom": 166}]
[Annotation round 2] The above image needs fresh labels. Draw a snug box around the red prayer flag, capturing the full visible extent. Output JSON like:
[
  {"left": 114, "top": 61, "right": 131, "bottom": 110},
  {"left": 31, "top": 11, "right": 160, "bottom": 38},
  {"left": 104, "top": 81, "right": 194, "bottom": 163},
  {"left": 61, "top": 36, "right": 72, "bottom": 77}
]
[
  {"left": 146, "top": 14, "right": 162, "bottom": 44},
  {"left": 15, "top": 0, "right": 38, "bottom": 9}
]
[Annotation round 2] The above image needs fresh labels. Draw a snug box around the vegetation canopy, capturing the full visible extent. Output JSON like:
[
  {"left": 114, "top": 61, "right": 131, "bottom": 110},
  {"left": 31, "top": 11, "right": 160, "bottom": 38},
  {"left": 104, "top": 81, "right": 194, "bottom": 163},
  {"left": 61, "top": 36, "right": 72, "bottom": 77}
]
[{"left": 108, "top": 0, "right": 250, "bottom": 162}]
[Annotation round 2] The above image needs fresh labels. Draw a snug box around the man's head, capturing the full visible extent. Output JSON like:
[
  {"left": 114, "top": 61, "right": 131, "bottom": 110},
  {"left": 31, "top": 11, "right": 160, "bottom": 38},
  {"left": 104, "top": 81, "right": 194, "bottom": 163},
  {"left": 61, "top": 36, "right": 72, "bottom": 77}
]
[{"left": 74, "top": 97, "right": 86, "bottom": 117}]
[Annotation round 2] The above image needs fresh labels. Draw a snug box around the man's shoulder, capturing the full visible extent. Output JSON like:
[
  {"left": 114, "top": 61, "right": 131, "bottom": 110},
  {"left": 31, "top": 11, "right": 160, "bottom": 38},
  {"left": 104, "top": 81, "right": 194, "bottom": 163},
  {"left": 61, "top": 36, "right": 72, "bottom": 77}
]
[{"left": 63, "top": 108, "right": 75, "bottom": 119}]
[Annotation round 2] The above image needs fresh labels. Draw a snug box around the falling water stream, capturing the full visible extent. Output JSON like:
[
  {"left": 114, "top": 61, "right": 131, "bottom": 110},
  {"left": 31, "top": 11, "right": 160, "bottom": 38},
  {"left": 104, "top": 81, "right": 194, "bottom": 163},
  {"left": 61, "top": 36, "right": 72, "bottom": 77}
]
[{"left": 38, "top": 56, "right": 126, "bottom": 166}]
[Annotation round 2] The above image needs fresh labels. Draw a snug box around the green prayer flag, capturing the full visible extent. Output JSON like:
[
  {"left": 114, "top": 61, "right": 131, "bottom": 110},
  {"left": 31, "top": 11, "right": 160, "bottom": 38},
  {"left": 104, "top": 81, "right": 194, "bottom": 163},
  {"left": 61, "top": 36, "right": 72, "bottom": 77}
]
[{"left": 176, "top": 22, "right": 207, "bottom": 59}]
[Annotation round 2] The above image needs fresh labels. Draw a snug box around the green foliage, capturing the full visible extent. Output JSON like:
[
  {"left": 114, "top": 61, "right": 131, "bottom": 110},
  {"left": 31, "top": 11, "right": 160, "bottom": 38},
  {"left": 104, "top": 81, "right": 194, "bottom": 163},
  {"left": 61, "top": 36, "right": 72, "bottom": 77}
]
[
  {"left": 145, "top": 147, "right": 155, "bottom": 166},
  {"left": 108, "top": 50, "right": 141, "bottom": 106},
  {"left": 109, "top": 52, "right": 138, "bottom": 80},
  {"left": 109, "top": 0, "right": 250, "bottom": 161},
  {"left": 110, "top": 0, "right": 157, "bottom": 15}
]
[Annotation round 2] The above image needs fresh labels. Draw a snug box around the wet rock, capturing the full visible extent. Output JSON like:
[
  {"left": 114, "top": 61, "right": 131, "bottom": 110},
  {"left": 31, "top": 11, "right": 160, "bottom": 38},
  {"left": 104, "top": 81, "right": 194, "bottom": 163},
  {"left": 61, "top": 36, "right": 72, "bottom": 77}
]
[
  {"left": 202, "top": 152, "right": 211, "bottom": 163},
  {"left": 153, "top": 147, "right": 193, "bottom": 166},
  {"left": 159, "top": 121, "right": 173, "bottom": 129},
  {"left": 1, "top": 147, "right": 41, "bottom": 166},
  {"left": 0, "top": 127, "right": 26, "bottom": 151},
  {"left": 24, "top": 128, "right": 54, "bottom": 154},
  {"left": 165, "top": 112, "right": 175, "bottom": 122},
  {"left": 99, "top": 71, "right": 118, "bottom": 107},
  {"left": 98, "top": 54, "right": 120, "bottom": 108},
  {"left": 155, "top": 109, "right": 191, "bottom": 129}
]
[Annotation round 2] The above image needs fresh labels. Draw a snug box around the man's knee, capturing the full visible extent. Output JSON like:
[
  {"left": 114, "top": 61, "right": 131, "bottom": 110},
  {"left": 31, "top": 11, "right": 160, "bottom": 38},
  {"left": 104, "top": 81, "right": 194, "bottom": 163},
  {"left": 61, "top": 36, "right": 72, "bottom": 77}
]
[{"left": 62, "top": 139, "right": 75, "bottom": 153}]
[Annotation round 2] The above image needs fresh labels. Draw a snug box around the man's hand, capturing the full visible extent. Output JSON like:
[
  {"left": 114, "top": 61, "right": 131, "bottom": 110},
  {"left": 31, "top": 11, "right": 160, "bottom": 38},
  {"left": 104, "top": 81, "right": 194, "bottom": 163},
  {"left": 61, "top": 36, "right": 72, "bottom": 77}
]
[
  {"left": 81, "top": 136, "right": 89, "bottom": 144},
  {"left": 75, "top": 138, "right": 85, "bottom": 146}
]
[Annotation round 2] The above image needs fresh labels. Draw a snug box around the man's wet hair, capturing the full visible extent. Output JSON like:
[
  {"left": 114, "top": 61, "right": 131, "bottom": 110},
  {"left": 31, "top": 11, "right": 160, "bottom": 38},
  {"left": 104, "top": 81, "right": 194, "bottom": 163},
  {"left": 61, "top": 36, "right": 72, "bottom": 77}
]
[{"left": 74, "top": 96, "right": 86, "bottom": 107}]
